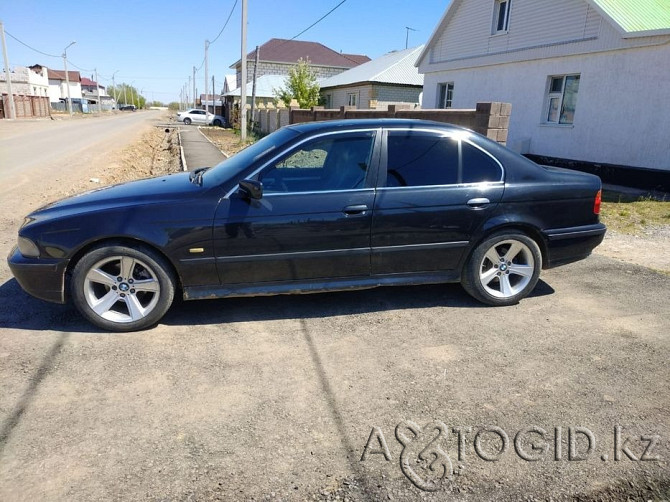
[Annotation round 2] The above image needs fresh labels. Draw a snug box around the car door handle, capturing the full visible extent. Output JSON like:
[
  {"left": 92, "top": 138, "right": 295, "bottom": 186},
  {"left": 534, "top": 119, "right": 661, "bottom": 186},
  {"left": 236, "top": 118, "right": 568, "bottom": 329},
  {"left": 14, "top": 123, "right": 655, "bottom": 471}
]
[
  {"left": 343, "top": 204, "right": 369, "bottom": 215},
  {"left": 467, "top": 198, "right": 490, "bottom": 208}
]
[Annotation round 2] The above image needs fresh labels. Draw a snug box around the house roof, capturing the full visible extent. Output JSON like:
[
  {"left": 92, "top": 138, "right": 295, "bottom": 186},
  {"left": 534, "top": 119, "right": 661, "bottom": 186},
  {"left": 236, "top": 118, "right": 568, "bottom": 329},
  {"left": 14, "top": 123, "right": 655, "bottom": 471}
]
[
  {"left": 320, "top": 45, "right": 424, "bottom": 89},
  {"left": 80, "top": 77, "right": 104, "bottom": 89},
  {"left": 589, "top": 0, "right": 670, "bottom": 36},
  {"left": 223, "top": 74, "right": 288, "bottom": 98},
  {"left": 223, "top": 74, "right": 237, "bottom": 93},
  {"left": 231, "top": 38, "right": 370, "bottom": 69},
  {"left": 47, "top": 69, "right": 81, "bottom": 82},
  {"left": 416, "top": 0, "right": 670, "bottom": 67}
]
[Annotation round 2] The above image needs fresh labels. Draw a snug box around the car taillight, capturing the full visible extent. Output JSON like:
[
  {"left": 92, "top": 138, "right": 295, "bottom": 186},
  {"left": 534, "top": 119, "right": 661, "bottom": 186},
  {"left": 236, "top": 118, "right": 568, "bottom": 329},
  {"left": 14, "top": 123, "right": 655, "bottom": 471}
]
[{"left": 594, "top": 189, "right": 602, "bottom": 215}]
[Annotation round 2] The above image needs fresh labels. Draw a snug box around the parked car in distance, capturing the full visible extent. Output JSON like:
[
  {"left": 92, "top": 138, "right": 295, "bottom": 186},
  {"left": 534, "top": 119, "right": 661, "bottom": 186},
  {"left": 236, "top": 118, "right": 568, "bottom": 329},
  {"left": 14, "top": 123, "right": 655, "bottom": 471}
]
[
  {"left": 118, "top": 104, "right": 136, "bottom": 111},
  {"left": 8, "top": 119, "right": 606, "bottom": 332},
  {"left": 176, "top": 108, "right": 225, "bottom": 127}
]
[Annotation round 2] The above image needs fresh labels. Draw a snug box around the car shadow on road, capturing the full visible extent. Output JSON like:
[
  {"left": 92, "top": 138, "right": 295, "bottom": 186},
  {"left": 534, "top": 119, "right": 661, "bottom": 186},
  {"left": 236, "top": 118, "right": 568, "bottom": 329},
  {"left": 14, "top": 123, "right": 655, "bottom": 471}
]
[
  {"left": 0, "top": 278, "right": 555, "bottom": 333},
  {"left": 161, "top": 280, "right": 555, "bottom": 327}
]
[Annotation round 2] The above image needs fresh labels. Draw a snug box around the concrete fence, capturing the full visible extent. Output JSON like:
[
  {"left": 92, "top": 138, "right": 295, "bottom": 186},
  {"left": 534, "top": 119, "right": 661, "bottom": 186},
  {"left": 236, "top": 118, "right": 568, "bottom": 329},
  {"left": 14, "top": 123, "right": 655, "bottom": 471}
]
[
  {"left": 1, "top": 94, "right": 50, "bottom": 119},
  {"left": 288, "top": 103, "right": 512, "bottom": 145}
]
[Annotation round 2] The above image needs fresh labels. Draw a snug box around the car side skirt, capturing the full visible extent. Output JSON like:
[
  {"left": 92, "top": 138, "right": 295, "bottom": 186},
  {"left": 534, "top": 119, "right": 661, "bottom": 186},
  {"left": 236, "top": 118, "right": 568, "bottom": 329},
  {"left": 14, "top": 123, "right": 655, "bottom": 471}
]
[{"left": 183, "top": 271, "right": 462, "bottom": 301}]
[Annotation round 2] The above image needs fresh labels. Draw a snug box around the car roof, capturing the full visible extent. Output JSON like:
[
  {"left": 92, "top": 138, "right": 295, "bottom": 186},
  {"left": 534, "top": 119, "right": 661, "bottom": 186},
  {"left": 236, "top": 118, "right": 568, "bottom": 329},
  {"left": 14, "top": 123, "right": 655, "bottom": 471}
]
[{"left": 285, "top": 118, "right": 468, "bottom": 134}]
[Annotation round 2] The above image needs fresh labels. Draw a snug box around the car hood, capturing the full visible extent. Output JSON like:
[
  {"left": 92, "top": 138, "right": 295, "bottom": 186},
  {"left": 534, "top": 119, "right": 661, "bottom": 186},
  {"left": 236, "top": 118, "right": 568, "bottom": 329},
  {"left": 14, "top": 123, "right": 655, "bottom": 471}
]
[{"left": 30, "top": 171, "right": 202, "bottom": 218}]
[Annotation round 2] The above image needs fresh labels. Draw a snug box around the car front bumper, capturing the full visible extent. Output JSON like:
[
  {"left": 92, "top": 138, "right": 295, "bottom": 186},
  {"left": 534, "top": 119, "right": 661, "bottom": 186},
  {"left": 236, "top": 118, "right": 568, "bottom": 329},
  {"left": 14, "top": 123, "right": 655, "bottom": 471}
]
[
  {"left": 7, "top": 247, "right": 68, "bottom": 304},
  {"left": 543, "top": 223, "right": 607, "bottom": 268}
]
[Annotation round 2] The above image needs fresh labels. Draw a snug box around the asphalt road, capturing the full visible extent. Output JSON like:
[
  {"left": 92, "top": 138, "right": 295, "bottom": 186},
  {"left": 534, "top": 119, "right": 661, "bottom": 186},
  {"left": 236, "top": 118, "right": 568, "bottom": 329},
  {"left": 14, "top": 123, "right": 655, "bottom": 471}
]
[{"left": 0, "top": 115, "right": 668, "bottom": 501}]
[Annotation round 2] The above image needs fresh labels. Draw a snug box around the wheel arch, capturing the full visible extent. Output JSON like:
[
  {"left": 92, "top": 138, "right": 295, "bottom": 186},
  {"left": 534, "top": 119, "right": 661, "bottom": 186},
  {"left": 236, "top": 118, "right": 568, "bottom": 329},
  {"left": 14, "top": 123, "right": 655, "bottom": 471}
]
[
  {"left": 64, "top": 237, "right": 183, "bottom": 302},
  {"left": 465, "top": 222, "right": 549, "bottom": 270}
]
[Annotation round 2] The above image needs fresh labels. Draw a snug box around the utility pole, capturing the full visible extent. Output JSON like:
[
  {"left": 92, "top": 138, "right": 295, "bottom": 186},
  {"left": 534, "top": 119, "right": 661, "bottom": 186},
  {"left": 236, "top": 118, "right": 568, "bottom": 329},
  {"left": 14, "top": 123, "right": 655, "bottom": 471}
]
[
  {"left": 212, "top": 75, "right": 215, "bottom": 116},
  {"left": 240, "top": 0, "right": 248, "bottom": 141},
  {"left": 192, "top": 66, "right": 196, "bottom": 108},
  {"left": 123, "top": 83, "right": 127, "bottom": 106},
  {"left": 63, "top": 40, "right": 76, "bottom": 116},
  {"left": 188, "top": 74, "right": 191, "bottom": 108},
  {"left": 204, "top": 40, "right": 209, "bottom": 112},
  {"left": 250, "top": 45, "right": 259, "bottom": 132},
  {"left": 405, "top": 26, "right": 417, "bottom": 49},
  {"left": 0, "top": 21, "right": 16, "bottom": 119},
  {"left": 95, "top": 68, "right": 101, "bottom": 114},
  {"left": 111, "top": 70, "right": 118, "bottom": 108}
]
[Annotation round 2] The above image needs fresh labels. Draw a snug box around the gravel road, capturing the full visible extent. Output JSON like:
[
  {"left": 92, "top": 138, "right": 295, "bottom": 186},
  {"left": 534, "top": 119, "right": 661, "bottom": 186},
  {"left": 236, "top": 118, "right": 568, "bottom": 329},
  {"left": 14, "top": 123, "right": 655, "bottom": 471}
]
[{"left": 0, "top": 114, "right": 668, "bottom": 501}]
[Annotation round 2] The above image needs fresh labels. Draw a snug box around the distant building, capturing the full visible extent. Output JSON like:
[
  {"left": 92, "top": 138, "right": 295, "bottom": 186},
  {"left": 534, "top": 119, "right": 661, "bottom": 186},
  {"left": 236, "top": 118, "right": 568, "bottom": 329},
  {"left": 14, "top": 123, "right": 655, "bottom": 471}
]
[
  {"left": 320, "top": 46, "right": 424, "bottom": 110},
  {"left": 0, "top": 64, "right": 49, "bottom": 97},
  {"left": 47, "top": 69, "right": 82, "bottom": 103},
  {"left": 230, "top": 38, "right": 370, "bottom": 88}
]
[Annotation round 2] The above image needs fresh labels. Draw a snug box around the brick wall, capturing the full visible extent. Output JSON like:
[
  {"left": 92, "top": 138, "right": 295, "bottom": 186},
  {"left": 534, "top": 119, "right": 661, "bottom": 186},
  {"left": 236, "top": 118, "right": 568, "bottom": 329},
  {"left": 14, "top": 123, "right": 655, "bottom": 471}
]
[
  {"left": 1, "top": 94, "right": 51, "bottom": 119},
  {"left": 287, "top": 103, "right": 512, "bottom": 145}
]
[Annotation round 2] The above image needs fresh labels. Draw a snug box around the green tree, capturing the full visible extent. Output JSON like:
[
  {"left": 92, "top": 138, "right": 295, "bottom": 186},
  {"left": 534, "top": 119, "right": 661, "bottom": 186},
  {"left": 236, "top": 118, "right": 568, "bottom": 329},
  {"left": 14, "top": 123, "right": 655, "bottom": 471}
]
[
  {"left": 107, "top": 83, "right": 144, "bottom": 108},
  {"left": 168, "top": 102, "right": 180, "bottom": 110},
  {"left": 274, "top": 58, "right": 321, "bottom": 109}
]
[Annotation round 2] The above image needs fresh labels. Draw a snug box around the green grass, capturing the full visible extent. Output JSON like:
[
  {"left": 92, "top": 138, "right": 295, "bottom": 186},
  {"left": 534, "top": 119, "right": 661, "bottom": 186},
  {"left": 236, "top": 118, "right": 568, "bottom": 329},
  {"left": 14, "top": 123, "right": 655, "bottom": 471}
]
[{"left": 601, "top": 191, "right": 670, "bottom": 234}]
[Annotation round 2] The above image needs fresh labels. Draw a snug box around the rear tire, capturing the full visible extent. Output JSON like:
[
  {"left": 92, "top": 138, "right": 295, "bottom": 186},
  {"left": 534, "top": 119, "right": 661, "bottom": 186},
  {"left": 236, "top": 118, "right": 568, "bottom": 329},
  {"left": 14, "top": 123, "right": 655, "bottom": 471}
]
[
  {"left": 213, "top": 119, "right": 222, "bottom": 127},
  {"left": 461, "top": 231, "right": 542, "bottom": 306},
  {"left": 71, "top": 244, "right": 175, "bottom": 332}
]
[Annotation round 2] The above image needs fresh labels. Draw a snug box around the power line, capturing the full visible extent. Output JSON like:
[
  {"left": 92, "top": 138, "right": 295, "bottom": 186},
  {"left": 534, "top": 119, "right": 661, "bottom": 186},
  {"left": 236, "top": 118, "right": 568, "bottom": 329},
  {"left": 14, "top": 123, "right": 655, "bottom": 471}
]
[
  {"left": 67, "top": 59, "right": 93, "bottom": 73},
  {"left": 210, "top": 0, "right": 238, "bottom": 45},
  {"left": 5, "top": 30, "right": 59, "bottom": 58},
  {"left": 286, "top": 0, "right": 347, "bottom": 42}
]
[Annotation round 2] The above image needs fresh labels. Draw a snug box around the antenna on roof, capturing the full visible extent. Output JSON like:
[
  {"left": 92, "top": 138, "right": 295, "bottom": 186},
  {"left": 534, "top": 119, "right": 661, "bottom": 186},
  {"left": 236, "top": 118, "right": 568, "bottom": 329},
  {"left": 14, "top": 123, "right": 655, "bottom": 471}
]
[{"left": 405, "top": 26, "right": 417, "bottom": 49}]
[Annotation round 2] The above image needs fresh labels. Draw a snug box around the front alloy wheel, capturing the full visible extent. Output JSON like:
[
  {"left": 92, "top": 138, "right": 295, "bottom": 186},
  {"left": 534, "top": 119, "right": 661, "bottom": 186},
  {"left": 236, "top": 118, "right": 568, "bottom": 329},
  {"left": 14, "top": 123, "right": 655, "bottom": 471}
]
[
  {"left": 71, "top": 245, "right": 175, "bottom": 331},
  {"left": 462, "top": 232, "right": 541, "bottom": 306}
]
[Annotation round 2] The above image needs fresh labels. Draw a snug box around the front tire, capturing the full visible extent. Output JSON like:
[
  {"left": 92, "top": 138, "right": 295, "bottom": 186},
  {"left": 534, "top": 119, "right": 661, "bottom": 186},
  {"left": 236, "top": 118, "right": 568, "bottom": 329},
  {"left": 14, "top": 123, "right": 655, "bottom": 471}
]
[
  {"left": 213, "top": 119, "right": 222, "bottom": 127},
  {"left": 183, "top": 117, "right": 192, "bottom": 125},
  {"left": 461, "top": 232, "right": 542, "bottom": 306},
  {"left": 71, "top": 245, "right": 175, "bottom": 332}
]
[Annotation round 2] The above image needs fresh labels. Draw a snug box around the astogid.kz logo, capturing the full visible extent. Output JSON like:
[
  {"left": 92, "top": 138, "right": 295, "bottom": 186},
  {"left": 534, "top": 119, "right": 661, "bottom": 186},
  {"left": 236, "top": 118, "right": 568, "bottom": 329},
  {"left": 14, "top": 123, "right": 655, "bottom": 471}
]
[{"left": 360, "top": 422, "right": 661, "bottom": 492}]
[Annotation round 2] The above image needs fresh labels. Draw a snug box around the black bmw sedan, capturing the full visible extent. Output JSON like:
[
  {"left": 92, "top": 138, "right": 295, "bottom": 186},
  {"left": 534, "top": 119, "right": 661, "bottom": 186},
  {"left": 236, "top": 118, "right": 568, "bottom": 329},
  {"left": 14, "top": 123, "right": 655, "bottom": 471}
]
[{"left": 8, "top": 119, "right": 606, "bottom": 331}]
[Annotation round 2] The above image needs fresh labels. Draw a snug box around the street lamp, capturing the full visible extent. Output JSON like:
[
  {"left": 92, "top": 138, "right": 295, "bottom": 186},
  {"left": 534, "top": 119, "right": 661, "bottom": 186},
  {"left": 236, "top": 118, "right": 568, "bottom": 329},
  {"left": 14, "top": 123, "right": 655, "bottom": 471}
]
[{"left": 62, "top": 41, "right": 76, "bottom": 116}]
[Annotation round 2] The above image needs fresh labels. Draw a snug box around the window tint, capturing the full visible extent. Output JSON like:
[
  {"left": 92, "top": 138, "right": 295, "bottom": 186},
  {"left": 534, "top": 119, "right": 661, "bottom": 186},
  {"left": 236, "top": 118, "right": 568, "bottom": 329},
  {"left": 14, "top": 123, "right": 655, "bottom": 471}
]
[
  {"left": 386, "top": 132, "right": 458, "bottom": 187},
  {"left": 461, "top": 142, "right": 502, "bottom": 183},
  {"left": 260, "top": 132, "right": 374, "bottom": 193}
]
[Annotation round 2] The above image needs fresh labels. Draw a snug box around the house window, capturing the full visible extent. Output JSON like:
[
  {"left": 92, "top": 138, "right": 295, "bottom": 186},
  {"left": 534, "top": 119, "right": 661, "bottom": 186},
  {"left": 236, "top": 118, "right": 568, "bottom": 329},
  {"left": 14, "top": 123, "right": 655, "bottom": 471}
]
[
  {"left": 492, "top": 0, "right": 511, "bottom": 34},
  {"left": 437, "top": 83, "right": 454, "bottom": 108},
  {"left": 347, "top": 92, "right": 358, "bottom": 107},
  {"left": 545, "top": 74, "right": 580, "bottom": 125},
  {"left": 324, "top": 93, "right": 332, "bottom": 108}
]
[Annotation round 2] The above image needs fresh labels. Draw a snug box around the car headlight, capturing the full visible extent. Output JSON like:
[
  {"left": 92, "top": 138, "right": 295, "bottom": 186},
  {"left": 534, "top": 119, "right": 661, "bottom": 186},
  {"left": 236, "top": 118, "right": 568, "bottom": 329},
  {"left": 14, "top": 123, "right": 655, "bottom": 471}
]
[{"left": 17, "top": 236, "right": 40, "bottom": 258}]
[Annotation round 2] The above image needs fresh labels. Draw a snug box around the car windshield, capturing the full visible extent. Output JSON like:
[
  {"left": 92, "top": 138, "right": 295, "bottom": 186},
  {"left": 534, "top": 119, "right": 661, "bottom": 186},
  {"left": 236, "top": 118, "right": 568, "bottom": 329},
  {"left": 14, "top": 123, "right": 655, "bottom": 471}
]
[{"left": 203, "top": 127, "right": 300, "bottom": 186}]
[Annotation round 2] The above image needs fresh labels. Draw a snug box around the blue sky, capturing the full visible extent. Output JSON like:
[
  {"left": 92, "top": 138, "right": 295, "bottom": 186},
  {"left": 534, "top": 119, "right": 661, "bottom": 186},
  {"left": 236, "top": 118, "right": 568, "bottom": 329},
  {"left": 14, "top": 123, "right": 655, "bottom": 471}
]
[{"left": 1, "top": 0, "right": 449, "bottom": 103}]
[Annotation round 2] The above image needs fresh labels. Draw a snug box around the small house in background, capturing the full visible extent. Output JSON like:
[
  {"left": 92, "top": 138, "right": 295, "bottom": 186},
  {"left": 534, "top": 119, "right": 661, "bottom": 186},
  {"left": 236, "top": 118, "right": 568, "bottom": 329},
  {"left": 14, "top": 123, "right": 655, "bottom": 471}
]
[
  {"left": 417, "top": 0, "right": 670, "bottom": 179},
  {"left": 230, "top": 38, "right": 370, "bottom": 88},
  {"left": 320, "top": 45, "right": 424, "bottom": 110},
  {"left": 47, "top": 68, "right": 82, "bottom": 104}
]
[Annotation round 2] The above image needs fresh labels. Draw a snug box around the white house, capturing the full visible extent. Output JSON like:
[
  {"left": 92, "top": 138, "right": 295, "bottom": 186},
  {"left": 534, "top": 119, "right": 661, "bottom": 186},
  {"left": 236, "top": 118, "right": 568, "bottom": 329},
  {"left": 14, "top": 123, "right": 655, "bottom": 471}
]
[
  {"left": 416, "top": 0, "right": 670, "bottom": 172},
  {"left": 47, "top": 69, "right": 82, "bottom": 103},
  {"left": 0, "top": 64, "right": 49, "bottom": 97}
]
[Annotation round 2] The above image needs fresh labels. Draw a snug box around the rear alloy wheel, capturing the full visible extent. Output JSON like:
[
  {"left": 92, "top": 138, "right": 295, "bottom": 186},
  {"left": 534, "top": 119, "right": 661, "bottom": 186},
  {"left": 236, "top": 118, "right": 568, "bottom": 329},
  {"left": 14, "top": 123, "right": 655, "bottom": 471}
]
[
  {"left": 71, "top": 245, "right": 175, "bottom": 331},
  {"left": 183, "top": 117, "right": 192, "bottom": 125},
  {"left": 461, "top": 232, "right": 541, "bottom": 306}
]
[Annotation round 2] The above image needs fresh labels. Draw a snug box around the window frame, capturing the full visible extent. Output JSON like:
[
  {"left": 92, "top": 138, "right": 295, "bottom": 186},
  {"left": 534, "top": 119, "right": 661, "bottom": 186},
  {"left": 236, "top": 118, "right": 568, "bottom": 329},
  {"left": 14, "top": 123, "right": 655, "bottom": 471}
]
[
  {"left": 437, "top": 82, "right": 454, "bottom": 109},
  {"left": 233, "top": 128, "right": 382, "bottom": 197},
  {"left": 543, "top": 74, "right": 580, "bottom": 125},
  {"left": 347, "top": 92, "right": 358, "bottom": 107},
  {"left": 377, "top": 128, "right": 505, "bottom": 190},
  {"left": 492, "top": 0, "right": 512, "bottom": 34}
]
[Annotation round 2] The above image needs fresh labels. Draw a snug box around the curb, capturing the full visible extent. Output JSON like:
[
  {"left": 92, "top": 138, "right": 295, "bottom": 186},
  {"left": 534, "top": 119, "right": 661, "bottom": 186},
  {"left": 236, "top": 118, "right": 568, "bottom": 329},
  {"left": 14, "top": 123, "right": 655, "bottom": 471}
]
[
  {"left": 197, "top": 126, "right": 230, "bottom": 159},
  {"left": 177, "top": 128, "right": 188, "bottom": 171}
]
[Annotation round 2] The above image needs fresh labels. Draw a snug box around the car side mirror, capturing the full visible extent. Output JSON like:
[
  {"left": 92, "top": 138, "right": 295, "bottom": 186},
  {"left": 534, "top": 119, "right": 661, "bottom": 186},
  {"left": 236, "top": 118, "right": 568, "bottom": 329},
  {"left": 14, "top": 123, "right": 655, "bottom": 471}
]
[{"left": 239, "top": 179, "right": 263, "bottom": 200}]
